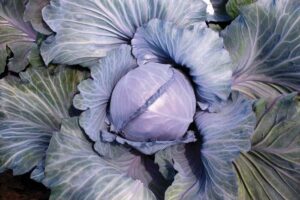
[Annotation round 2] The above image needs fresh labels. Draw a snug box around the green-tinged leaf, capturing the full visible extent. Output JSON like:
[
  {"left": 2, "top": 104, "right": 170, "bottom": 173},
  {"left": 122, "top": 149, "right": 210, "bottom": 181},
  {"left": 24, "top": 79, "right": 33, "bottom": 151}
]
[
  {"left": 234, "top": 93, "right": 300, "bottom": 199},
  {"left": 0, "top": 66, "right": 85, "bottom": 182},
  {"left": 7, "top": 42, "right": 37, "bottom": 71},
  {"left": 28, "top": 44, "right": 46, "bottom": 68},
  {"left": 155, "top": 150, "right": 176, "bottom": 183},
  {"left": 226, "top": 0, "right": 256, "bottom": 18},
  {"left": 0, "top": 0, "right": 37, "bottom": 73},
  {"left": 24, "top": 0, "right": 52, "bottom": 35},
  {"left": 41, "top": 0, "right": 206, "bottom": 66},
  {"left": 222, "top": 0, "right": 300, "bottom": 99},
  {"left": 0, "top": 46, "right": 7, "bottom": 74},
  {"left": 162, "top": 93, "right": 255, "bottom": 200},
  {"left": 44, "top": 118, "right": 167, "bottom": 200},
  {"left": 207, "top": 23, "right": 223, "bottom": 31}
]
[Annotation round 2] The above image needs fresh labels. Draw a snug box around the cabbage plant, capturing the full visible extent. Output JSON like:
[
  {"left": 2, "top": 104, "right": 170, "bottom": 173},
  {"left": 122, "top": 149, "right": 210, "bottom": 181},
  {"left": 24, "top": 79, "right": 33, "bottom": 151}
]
[{"left": 0, "top": 0, "right": 299, "bottom": 199}]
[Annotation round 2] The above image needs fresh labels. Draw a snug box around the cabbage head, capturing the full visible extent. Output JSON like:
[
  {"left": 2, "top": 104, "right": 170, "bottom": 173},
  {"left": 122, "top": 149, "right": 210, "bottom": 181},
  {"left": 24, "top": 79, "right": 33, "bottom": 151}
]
[{"left": 109, "top": 63, "right": 196, "bottom": 142}]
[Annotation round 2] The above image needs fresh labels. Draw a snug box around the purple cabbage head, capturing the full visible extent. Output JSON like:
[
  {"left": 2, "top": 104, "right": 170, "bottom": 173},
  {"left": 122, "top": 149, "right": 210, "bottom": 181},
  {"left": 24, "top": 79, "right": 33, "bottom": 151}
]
[{"left": 109, "top": 63, "right": 196, "bottom": 142}]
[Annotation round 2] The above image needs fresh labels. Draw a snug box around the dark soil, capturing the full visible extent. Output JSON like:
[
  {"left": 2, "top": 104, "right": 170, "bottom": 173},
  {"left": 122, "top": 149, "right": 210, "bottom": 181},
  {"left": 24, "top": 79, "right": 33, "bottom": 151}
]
[{"left": 0, "top": 171, "right": 50, "bottom": 200}]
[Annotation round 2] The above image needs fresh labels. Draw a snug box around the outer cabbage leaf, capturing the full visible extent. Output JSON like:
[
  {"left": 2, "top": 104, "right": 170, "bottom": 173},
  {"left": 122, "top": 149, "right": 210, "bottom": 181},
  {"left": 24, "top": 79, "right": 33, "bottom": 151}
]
[
  {"left": 132, "top": 19, "right": 232, "bottom": 109},
  {"left": 0, "top": 66, "right": 85, "bottom": 182},
  {"left": 222, "top": 0, "right": 300, "bottom": 99},
  {"left": 24, "top": 0, "right": 52, "bottom": 35},
  {"left": 207, "top": 0, "right": 231, "bottom": 21},
  {"left": 226, "top": 0, "right": 256, "bottom": 19},
  {"left": 44, "top": 118, "right": 167, "bottom": 200},
  {"left": 94, "top": 139, "right": 169, "bottom": 199},
  {"left": 234, "top": 93, "right": 300, "bottom": 199},
  {"left": 161, "top": 93, "right": 255, "bottom": 200},
  {"left": 40, "top": 0, "right": 206, "bottom": 66},
  {"left": 0, "top": 46, "right": 6, "bottom": 74},
  {"left": 0, "top": 0, "right": 37, "bottom": 73},
  {"left": 73, "top": 45, "right": 137, "bottom": 141}
]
